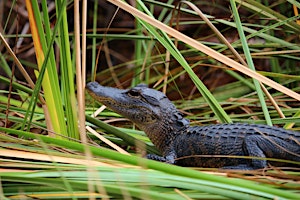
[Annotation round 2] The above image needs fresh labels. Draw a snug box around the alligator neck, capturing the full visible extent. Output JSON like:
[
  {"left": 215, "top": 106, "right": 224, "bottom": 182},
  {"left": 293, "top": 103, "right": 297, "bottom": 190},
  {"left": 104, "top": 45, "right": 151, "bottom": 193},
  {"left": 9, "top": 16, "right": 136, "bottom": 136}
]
[{"left": 142, "top": 111, "right": 189, "bottom": 154}]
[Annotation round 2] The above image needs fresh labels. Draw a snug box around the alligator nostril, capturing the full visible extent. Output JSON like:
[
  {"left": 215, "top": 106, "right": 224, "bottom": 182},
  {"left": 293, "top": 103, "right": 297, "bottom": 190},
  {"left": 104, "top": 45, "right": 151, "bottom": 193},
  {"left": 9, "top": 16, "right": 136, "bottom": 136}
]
[{"left": 86, "top": 82, "right": 99, "bottom": 90}]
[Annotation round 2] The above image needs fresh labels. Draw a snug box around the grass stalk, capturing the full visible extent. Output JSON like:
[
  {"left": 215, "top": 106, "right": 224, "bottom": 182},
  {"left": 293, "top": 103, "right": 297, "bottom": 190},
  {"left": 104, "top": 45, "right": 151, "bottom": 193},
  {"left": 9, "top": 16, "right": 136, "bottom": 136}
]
[
  {"left": 230, "top": 0, "right": 272, "bottom": 125},
  {"left": 1, "top": 126, "right": 299, "bottom": 199}
]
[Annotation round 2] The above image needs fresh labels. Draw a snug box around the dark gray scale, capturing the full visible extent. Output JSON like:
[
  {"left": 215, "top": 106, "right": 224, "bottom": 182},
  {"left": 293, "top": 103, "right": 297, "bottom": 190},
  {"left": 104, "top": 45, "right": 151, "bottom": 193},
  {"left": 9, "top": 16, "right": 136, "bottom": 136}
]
[{"left": 170, "top": 124, "right": 300, "bottom": 169}]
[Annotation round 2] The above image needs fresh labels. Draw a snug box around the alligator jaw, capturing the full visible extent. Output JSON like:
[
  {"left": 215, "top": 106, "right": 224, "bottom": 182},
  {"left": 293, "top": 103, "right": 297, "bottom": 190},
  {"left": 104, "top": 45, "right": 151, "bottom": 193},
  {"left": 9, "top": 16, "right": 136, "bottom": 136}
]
[{"left": 86, "top": 82, "right": 122, "bottom": 103}]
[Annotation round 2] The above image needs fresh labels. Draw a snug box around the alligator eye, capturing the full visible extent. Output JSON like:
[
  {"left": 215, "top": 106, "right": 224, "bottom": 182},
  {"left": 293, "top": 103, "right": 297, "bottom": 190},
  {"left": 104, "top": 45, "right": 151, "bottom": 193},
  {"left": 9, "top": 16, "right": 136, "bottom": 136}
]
[{"left": 128, "top": 90, "right": 141, "bottom": 98}]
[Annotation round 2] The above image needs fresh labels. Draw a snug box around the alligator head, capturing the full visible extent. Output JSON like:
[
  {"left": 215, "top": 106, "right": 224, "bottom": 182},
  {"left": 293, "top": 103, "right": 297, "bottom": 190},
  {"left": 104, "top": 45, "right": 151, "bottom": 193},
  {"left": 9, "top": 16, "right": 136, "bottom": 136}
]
[{"left": 86, "top": 82, "right": 190, "bottom": 152}]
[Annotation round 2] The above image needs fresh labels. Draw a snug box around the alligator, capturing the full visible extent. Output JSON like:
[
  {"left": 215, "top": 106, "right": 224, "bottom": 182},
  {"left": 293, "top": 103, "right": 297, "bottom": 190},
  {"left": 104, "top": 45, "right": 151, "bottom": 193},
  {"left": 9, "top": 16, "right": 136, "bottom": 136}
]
[{"left": 86, "top": 82, "right": 300, "bottom": 170}]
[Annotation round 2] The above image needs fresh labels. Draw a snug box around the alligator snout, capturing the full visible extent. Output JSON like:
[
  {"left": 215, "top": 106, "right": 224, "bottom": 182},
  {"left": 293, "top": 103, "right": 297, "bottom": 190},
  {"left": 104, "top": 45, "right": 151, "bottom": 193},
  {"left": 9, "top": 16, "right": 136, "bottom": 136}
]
[{"left": 86, "top": 81, "right": 100, "bottom": 92}]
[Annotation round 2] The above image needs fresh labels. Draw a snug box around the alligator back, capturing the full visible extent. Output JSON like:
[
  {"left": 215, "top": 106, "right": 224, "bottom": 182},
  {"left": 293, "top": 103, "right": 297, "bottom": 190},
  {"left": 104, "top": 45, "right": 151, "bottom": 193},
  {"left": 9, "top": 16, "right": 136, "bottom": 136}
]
[{"left": 172, "top": 123, "right": 300, "bottom": 168}]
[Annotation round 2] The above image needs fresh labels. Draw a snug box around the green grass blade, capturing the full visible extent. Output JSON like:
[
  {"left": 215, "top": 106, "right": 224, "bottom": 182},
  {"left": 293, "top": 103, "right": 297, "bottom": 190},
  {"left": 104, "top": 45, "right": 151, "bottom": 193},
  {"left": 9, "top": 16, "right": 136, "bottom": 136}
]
[
  {"left": 235, "top": 0, "right": 300, "bottom": 32},
  {"left": 25, "top": 0, "right": 68, "bottom": 137},
  {"left": 55, "top": 0, "right": 79, "bottom": 139},
  {"left": 91, "top": 0, "right": 98, "bottom": 80},
  {"left": 1, "top": 126, "right": 299, "bottom": 199},
  {"left": 230, "top": 0, "right": 272, "bottom": 125}
]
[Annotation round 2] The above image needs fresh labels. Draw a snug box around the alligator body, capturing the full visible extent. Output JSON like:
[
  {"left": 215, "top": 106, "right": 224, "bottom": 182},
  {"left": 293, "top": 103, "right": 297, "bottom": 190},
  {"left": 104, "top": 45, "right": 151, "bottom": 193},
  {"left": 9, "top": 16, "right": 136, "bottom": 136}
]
[{"left": 86, "top": 82, "right": 300, "bottom": 170}]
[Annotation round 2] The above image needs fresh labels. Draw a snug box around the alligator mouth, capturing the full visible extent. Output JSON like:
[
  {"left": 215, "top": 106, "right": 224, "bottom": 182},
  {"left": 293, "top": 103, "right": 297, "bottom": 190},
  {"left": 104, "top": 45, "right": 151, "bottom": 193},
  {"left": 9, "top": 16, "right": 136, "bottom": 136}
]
[
  {"left": 87, "top": 91, "right": 157, "bottom": 123},
  {"left": 86, "top": 89, "right": 113, "bottom": 104}
]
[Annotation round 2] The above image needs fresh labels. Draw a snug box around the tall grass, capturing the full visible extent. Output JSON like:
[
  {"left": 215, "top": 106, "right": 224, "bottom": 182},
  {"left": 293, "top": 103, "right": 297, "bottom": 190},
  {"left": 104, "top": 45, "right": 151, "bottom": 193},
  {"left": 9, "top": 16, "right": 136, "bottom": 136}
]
[{"left": 0, "top": 0, "right": 299, "bottom": 199}]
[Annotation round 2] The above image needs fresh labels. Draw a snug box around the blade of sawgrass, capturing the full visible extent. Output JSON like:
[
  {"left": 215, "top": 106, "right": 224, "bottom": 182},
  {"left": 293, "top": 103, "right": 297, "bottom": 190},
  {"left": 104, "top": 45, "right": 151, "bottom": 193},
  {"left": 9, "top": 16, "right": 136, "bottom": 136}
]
[
  {"left": 0, "top": 53, "right": 12, "bottom": 78},
  {"left": 234, "top": 0, "right": 300, "bottom": 32},
  {"left": 24, "top": 0, "right": 54, "bottom": 133},
  {"left": 230, "top": 0, "right": 272, "bottom": 126},
  {"left": 0, "top": 114, "right": 46, "bottom": 130},
  {"left": 1, "top": 126, "right": 299, "bottom": 199},
  {"left": 55, "top": 0, "right": 79, "bottom": 139},
  {"left": 289, "top": 0, "right": 300, "bottom": 8},
  {"left": 157, "top": 0, "right": 175, "bottom": 21},
  {"left": 91, "top": 0, "right": 98, "bottom": 80},
  {"left": 285, "top": 110, "right": 300, "bottom": 129},
  {"left": 0, "top": 76, "right": 34, "bottom": 95},
  {"left": 0, "top": 148, "right": 115, "bottom": 168},
  {"left": 220, "top": 14, "right": 300, "bottom": 55},
  {"left": 0, "top": 96, "right": 44, "bottom": 115},
  {"left": 132, "top": 3, "right": 144, "bottom": 85},
  {"left": 2, "top": 1, "right": 15, "bottom": 33},
  {"left": 25, "top": 0, "right": 68, "bottom": 137},
  {"left": 219, "top": 19, "right": 300, "bottom": 51}
]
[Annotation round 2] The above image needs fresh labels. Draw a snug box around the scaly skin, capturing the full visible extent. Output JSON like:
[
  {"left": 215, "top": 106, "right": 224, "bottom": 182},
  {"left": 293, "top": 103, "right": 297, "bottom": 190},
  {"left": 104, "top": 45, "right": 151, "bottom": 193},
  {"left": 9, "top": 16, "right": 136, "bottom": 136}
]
[{"left": 86, "top": 82, "right": 300, "bottom": 170}]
